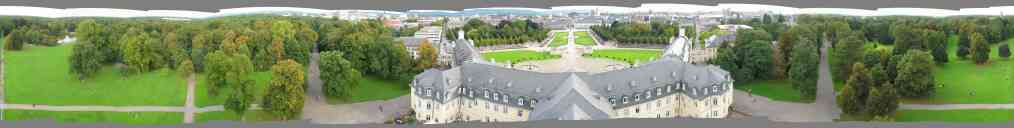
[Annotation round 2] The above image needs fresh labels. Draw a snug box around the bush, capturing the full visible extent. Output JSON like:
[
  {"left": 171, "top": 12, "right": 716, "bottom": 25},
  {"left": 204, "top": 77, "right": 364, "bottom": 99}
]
[{"left": 999, "top": 44, "right": 1010, "bottom": 58}]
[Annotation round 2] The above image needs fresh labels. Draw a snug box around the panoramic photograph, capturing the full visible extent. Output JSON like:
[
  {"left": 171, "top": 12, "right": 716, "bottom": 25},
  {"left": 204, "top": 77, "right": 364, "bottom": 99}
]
[{"left": 0, "top": 0, "right": 1011, "bottom": 127}]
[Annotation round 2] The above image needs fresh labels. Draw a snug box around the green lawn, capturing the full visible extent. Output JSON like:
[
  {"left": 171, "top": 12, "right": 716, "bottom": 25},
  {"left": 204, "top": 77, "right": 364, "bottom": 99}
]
[
  {"left": 548, "top": 32, "right": 569, "bottom": 47},
  {"left": 194, "top": 111, "right": 277, "bottom": 123},
  {"left": 326, "top": 75, "right": 411, "bottom": 104},
  {"left": 195, "top": 72, "right": 271, "bottom": 107},
  {"left": 894, "top": 109, "right": 1014, "bottom": 123},
  {"left": 906, "top": 36, "right": 1014, "bottom": 104},
  {"left": 4, "top": 44, "right": 186, "bottom": 106},
  {"left": 734, "top": 80, "right": 811, "bottom": 103},
  {"left": 573, "top": 31, "right": 596, "bottom": 46},
  {"left": 584, "top": 49, "right": 663, "bottom": 64},
  {"left": 480, "top": 50, "right": 560, "bottom": 64},
  {"left": 3, "top": 110, "right": 182, "bottom": 125}
]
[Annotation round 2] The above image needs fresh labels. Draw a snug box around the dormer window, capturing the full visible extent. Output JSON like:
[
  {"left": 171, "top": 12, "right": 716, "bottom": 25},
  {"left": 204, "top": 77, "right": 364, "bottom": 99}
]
[
  {"left": 493, "top": 92, "right": 499, "bottom": 101},
  {"left": 667, "top": 85, "right": 672, "bottom": 93},
  {"left": 656, "top": 88, "right": 663, "bottom": 96},
  {"left": 426, "top": 88, "right": 433, "bottom": 97},
  {"left": 609, "top": 97, "right": 616, "bottom": 106},
  {"left": 646, "top": 91, "right": 652, "bottom": 99},
  {"left": 651, "top": 76, "right": 657, "bottom": 82},
  {"left": 518, "top": 98, "right": 525, "bottom": 106},
  {"left": 634, "top": 94, "right": 641, "bottom": 101},
  {"left": 502, "top": 94, "right": 509, "bottom": 103},
  {"left": 484, "top": 90, "right": 490, "bottom": 98}
]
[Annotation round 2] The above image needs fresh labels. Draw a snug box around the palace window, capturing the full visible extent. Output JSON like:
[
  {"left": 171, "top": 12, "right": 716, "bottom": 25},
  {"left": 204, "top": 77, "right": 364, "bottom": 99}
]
[
  {"left": 493, "top": 92, "right": 499, "bottom": 101},
  {"left": 635, "top": 107, "right": 640, "bottom": 113},
  {"left": 667, "top": 85, "right": 672, "bottom": 93},
  {"left": 622, "top": 96, "right": 629, "bottom": 104},
  {"left": 484, "top": 90, "right": 490, "bottom": 98},
  {"left": 656, "top": 88, "right": 663, "bottom": 96},
  {"left": 426, "top": 88, "right": 432, "bottom": 97},
  {"left": 518, "top": 98, "right": 525, "bottom": 106}
]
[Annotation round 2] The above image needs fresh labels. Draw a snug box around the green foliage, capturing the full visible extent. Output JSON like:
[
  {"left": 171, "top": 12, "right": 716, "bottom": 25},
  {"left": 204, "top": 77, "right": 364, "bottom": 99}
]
[
  {"left": 415, "top": 40, "right": 438, "bottom": 69},
  {"left": 320, "top": 51, "right": 361, "bottom": 99},
  {"left": 838, "top": 63, "right": 872, "bottom": 114},
  {"left": 789, "top": 38, "right": 819, "bottom": 99},
  {"left": 590, "top": 21, "right": 677, "bottom": 44},
  {"left": 68, "top": 42, "right": 104, "bottom": 80},
  {"left": 894, "top": 50, "right": 936, "bottom": 98},
  {"left": 3, "top": 27, "right": 48, "bottom": 50},
  {"left": 455, "top": 19, "right": 548, "bottom": 47},
  {"left": 865, "top": 83, "right": 899, "bottom": 116},
  {"left": 120, "top": 31, "right": 167, "bottom": 74},
  {"left": 178, "top": 59, "right": 194, "bottom": 77},
  {"left": 969, "top": 33, "right": 989, "bottom": 64},
  {"left": 712, "top": 39, "right": 776, "bottom": 83},
  {"left": 832, "top": 31, "right": 865, "bottom": 80},
  {"left": 999, "top": 43, "right": 1010, "bottom": 58},
  {"left": 263, "top": 59, "right": 305, "bottom": 120}
]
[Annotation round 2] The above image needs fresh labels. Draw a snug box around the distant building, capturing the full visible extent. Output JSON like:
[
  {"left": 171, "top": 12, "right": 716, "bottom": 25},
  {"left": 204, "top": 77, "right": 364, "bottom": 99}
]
[{"left": 397, "top": 37, "right": 430, "bottom": 59}]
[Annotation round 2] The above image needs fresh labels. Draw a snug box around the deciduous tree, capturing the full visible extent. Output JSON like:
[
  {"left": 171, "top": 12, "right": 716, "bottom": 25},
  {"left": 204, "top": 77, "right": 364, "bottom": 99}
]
[
  {"left": 263, "top": 59, "right": 305, "bottom": 120},
  {"left": 320, "top": 51, "right": 361, "bottom": 99}
]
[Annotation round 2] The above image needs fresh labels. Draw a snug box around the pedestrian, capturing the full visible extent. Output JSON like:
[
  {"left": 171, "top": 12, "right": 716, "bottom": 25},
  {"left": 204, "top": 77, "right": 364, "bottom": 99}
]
[{"left": 379, "top": 105, "right": 384, "bottom": 112}]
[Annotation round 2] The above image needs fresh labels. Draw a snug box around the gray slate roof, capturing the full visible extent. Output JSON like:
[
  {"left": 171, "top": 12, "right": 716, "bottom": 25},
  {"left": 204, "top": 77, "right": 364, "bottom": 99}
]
[
  {"left": 397, "top": 37, "right": 428, "bottom": 47},
  {"left": 529, "top": 74, "right": 612, "bottom": 120}
]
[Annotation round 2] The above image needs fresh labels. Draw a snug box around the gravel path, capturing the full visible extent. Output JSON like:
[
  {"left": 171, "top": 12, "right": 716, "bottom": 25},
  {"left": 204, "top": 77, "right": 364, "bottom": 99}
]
[
  {"left": 731, "top": 39, "right": 839, "bottom": 122},
  {"left": 300, "top": 50, "right": 411, "bottom": 124},
  {"left": 183, "top": 74, "right": 197, "bottom": 123}
]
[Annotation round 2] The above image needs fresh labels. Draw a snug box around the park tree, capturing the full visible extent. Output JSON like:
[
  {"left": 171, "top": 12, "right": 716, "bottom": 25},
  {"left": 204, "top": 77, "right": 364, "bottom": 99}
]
[
  {"left": 263, "top": 59, "right": 306, "bottom": 120},
  {"left": 120, "top": 31, "right": 166, "bottom": 74},
  {"left": 999, "top": 43, "right": 1010, "bottom": 59},
  {"left": 69, "top": 42, "right": 104, "bottom": 80},
  {"left": 178, "top": 59, "right": 194, "bottom": 78},
  {"left": 832, "top": 32, "right": 865, "bottom": 80},
  {"left": 76, "top": 19, "right": 121, "bottom": 63},
  {"left": 415, "top": 40, "right": 438, "bottom": 70},
  {"left": 969, "top": 32, "right": 989, "bottom": 64},
  {"left": 864, "top": 83, "right": 899, "bottom": 116},
  {"left": 320, "top": 51, "right": 361, "bottom": 99},
  {"left": 926, "top": 30, "right": 949, "bottom": 63},
  {"left": 894, "top": 50, "right": 936, "bottom": 98},
  {"left": 837, "top": 63, "right": 872, "bottom": 114},
  {"left": 789, "top": 38, "right": 819, "bottom": 99},
  {"left": 957, "top": 46, "right": 970, "bottom": 59}
]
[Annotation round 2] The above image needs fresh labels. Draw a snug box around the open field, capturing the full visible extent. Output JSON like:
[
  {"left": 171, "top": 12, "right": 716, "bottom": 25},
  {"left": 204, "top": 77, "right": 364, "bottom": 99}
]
[
  {"left": 4, "top": 44, "right": 186, "bottom": 106},
  {"left": 548, "top": 32, "right": 568, "bottom": 47},
  {"left": 481, "top": 50, "right": 560, "bottom": 64},
  {"left": 904, "top": 36, "right": 1014, "bottom": 104},
  {"left": 893, "top": 109, "right": 1014, "bottom": 123},
  {"left": 574, "top": 31, "right": 596, "bottom": 46},
  {"left": 2, "top": 110, "right": 183, "bottom": 125},
  {"left": 326, "top": 76, "right": 411, "bottom": 104},
  {"left": 583, "top": 49, "right": 662, "bottom": 64},
  {"left": 734, "top": 80, "right": 810, "bottom": 103}
]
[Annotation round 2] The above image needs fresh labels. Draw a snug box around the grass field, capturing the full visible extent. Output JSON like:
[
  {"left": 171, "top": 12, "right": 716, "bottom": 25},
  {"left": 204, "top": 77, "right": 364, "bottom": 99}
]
[
  {"left": 584, "top": 49, "right": 663, "bottom": 64},
  {"left": 573, "top": 31, "right": 597, "bottom": 46},
  {"left": 734, "top": 80, "right": 811, "bottom": 103},
  {"left": 194, "top": 72, "right": 271, "bottom": 107},
  {"left": 904, "top": 36, "right": 1014, "bottom": 104},
  {"left": 480, "top": 50, "right": 560, "bottom": 64},
  {"left": 548, "top": 32, "right": 568, "bottom": 47},
  {"left": 326, "top": 76, "right": 411, "bottom": 104},
  {"left": 4, "top": 44, "right": 186, "bottom": 106},
  {"left": 2, "top": 110, "right": 183, "bottom": 125},
  {"left": 893, "top": 109, "right": 1014, "bottom": 123},
  {"left": 193, "top": 111, "right": 277, "bottom": 123}
]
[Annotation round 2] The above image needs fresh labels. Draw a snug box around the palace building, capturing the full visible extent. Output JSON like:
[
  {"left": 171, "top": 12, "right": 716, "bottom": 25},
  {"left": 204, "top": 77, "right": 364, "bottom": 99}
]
[{"left": 409, "top": 32, "right": 733, "bottom": 124}]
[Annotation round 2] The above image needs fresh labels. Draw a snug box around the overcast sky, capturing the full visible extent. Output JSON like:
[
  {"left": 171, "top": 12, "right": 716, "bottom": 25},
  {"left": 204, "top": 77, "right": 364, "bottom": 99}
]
[{"left": 0, "top": 0, "right": 1007, "bottom": 12}]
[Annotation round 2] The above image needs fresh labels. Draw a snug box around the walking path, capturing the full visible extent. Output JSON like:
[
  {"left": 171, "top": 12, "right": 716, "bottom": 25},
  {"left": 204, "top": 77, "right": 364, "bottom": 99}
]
[
  {"left": 899, "top": 103, "right": 1014, "bottom": 110},
  {"left": 183, "top": 74, "right": 197, "bottom": 123},
  {"left": 732, "top": 38, "right": 839, "bottom": 122},
  {"left": 300, "top": 49, "right": 412, "bottom": 124}
]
